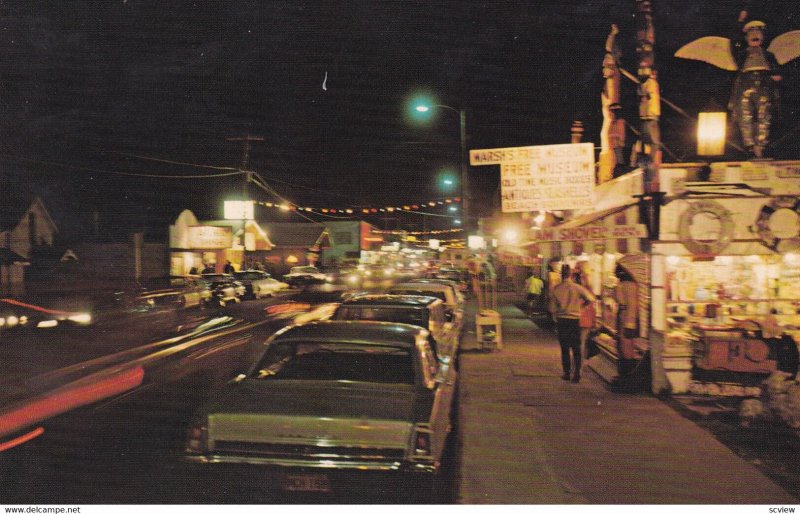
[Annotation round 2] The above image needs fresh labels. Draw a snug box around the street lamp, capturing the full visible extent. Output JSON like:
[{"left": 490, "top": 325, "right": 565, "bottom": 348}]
[{"left": 408, "top": 96, "right": 469, "bottom": 230}]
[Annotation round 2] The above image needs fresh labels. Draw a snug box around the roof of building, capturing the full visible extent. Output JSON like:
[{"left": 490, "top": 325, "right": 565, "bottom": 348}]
[
  {"left": 0, "top": 194, "right": 39, "bottom": 231},
  {"left": 0, "top": 248, "right": 29, "bottom": 264},
  {"left": 260, "top": 222, "right": 327, "bottom": 247}
]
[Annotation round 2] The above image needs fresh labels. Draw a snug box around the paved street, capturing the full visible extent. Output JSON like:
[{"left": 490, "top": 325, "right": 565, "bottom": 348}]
[
  {"left": 456, "top": 292, "right": 798, "bottom": 504},
  {"left": 3, "top": 291, "right": 800, "bottom": 504}
]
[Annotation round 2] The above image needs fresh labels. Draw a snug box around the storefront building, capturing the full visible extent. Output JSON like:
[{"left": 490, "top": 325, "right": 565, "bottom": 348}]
[
  {"left": 514, "top": 160, "right": 800, "bottom": 395},
  {"left": 653, "top": 160, "right": 800, "bottom": 396},
  {"left": 169, "top": 210, "right": 274, "bottom": 275}
]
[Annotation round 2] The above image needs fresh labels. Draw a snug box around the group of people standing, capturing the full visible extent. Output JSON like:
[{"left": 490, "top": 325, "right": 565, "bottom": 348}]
[{"left": 524, "top": 264, "right": 597, "bottom": 384}]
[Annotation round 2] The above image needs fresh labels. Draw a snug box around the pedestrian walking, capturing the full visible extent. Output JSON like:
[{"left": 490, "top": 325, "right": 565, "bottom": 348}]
[
  {"left": 548, "top": 264, "right": 595, "bottom": 383},
  {"left": 524, "top": 271, "right": 544, "bottom": 316}
]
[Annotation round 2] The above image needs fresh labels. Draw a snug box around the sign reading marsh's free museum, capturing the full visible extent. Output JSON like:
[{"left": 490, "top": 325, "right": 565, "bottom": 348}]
[{"left": 470, "top": 143, "right": 595, "bottom": 212}]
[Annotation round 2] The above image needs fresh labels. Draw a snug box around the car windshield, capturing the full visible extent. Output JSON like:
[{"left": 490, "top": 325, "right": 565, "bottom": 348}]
[
  {"left": 252, "top": 341, "right": 414, "bottom": 384},
  {"left": 233, "top": 272, "right": 265, "bottom": 281},
  {"left": 387, "top": 289, "right": 447, "bottom": 302},
  {"left": 333, "top": 306, "right": 428, "bottom": 328},
  {"left": 290, "top": 266, "right": 319, "bottom": 274},
  {"left": 436, "top": 270, "right": 462, "bottom": 281},
  {"left": 202, "top": 275, "right": 230, "bottom": 284}
]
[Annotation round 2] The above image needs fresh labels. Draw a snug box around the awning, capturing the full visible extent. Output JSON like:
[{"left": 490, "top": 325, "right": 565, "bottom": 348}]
[{"left": 555, "top": 202, "right": 639, "bottom": 229}]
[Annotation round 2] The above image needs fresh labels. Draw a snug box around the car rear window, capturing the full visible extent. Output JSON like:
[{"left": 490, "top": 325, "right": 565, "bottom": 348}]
[
  {"left": 252, "top": 342, "right": 414, "bottom": 384},
  {"left": 387, "top": 289, "right": 447, "bottom": 302},
  {"left": 332, "top": 306, "right": 428, "bottom": 328}
]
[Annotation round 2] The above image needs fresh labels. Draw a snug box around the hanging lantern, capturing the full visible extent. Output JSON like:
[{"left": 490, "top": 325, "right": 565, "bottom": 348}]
[{"left": 697, "top": 111, "right": 727, "bottom": 157}]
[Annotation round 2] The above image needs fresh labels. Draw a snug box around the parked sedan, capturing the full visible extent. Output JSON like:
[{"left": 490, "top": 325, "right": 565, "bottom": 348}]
[
  {"left": 233, "top": 270, "right": 289, "bottom": 299},
  {"left": 184, "top": 321, "right": 457, "bottom": 501},
  {"left": 331, "top": 294, "right": 459, "bottom": 366},
  {"left": 386, "top": 282, "right": 465, "bottom": 336},
  {"left": 282, "top": 266, "right": 329, "bottom": 288},
  {"left": 200, "top": 274, "right": 246, "bottom": 306}
]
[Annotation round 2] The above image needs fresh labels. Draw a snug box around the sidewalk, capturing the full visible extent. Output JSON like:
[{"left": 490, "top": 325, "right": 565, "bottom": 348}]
[{"left": 456, "top": 292, "right": 797, "bottom": 504}]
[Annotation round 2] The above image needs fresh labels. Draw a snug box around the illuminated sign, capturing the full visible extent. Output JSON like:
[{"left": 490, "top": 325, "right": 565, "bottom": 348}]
[
  {"left": 471, "top": 143, "right": 596, "bottom": 212},
  {"left": 532, "top": 224, "right": 647, "bottom": 243},
  {"left": 224, "top": 201, "right": 254, "bottom": 220},
  {"left": 188, "top": 226, "right": 233, "bottom": 249}
]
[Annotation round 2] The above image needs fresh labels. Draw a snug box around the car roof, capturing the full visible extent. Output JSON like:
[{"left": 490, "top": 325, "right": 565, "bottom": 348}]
[
  {"left": 390, "top": 282, "right": 452, "bottom": 292},
  {"left": 338, "top": 294, "right": 440, "bottom": 307},
  {"left": 410, "top": 278, "right": 459, "bottom": 287},
  {"left": 275, "top": 320, "right": 425, "bottom": 348}
]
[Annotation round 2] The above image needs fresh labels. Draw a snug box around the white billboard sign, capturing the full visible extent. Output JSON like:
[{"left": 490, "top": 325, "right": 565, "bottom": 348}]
[{"left": 500, "top": 143, "right": 595, "bottom": 212}]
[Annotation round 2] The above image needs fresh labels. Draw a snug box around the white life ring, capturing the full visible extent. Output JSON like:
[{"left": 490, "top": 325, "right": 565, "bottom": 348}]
[
  {"left": 677, "top": 200, "right": 734, "bottom": 255},
  {"left": 754, "top": 196, "right": 800, "bottom": 252}
]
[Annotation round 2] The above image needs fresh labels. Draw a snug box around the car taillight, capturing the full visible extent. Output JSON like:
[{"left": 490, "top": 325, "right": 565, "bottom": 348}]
[
  {"left": 185, "top": 424, "right": 208, "bottom": 454},
  {"left": 412, "top": 424, "right": 433, "bottom": 458}
]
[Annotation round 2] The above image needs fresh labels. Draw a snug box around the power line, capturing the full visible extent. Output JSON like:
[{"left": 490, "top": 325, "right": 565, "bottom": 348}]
[
  {"left": 100, "top": 150, "right": 239, "bottom": 171},
  {"left": 2, "top": 155, "right": 245, "bottom": 179}
]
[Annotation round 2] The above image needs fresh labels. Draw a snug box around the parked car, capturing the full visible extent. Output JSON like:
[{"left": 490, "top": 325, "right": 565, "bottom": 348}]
[
  {"left": 331, "top": 294, "right": 459, "bottom": 366},
  {"left": 282, "top": 266, "right": 328, "bottom": 288},
  {"left": 233, "top": 270, "right": 289, "bottom": 299},
  {"left": 407, "top": 278, "right": 466, "bottom": 308},
  {"left": 141, "top": 275, "right": 213, "bottom": 308},
  {"left": 0, "top": 315, "right": 271, "bottom": 491},
  {"left": 386, "top": 282, "right": 465, "bottom": 336},
  {"left": 184, "top": 321, "right": 457, "bottom": 501},
  {"left": 431, "top": 268, "right": 469, "bottom": 291},
  {"left": 200, "top": 273, "right": 246, "bottom": 306}
]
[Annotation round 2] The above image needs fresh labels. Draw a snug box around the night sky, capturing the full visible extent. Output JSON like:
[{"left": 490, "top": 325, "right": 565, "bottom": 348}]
[{"left": 1, "top": 1, "right": 799, "bottom": 239}]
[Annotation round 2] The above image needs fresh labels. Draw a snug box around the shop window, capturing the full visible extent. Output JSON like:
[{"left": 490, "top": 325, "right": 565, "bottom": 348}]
[
  {"left": 616, "top": 238, "right": 628, "bottom": 254},
  {"left": 573, "top": 242, "right": 584, "bottom": 255}
]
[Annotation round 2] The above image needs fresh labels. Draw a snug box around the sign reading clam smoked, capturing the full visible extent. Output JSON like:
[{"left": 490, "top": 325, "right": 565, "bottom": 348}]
[
  {"left": 534, "top": 224, "right": 647, "bottom": 243},
  {"left": 471, "top": 143, "right": 595, "bottom": 212}
]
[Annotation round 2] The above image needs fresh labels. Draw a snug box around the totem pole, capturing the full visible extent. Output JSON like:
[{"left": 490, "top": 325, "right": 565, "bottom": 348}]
[
  {"left": 599, "top": 24, "right": 625, "bottom": 183},
  {"left": 633, "top": 0, "right": 661, "bottom": 191}
]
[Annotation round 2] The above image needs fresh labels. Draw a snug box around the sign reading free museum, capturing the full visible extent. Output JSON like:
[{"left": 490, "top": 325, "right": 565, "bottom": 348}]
[{"left": 470, "top": 143, "right": 595, "bottom": 212}]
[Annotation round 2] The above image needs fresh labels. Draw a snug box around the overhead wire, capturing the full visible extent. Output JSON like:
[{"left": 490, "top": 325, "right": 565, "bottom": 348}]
[{"left": 2, "top": 154, "right": 245, "bottom": 179}]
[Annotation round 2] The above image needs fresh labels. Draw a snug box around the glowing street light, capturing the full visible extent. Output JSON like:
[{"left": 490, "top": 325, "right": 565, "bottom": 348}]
[{"left": 407, "top": 93, "right": 470, "bottom": 229}]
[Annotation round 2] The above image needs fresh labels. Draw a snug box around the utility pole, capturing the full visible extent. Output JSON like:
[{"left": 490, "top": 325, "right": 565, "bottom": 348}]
[
  {"left": 226, "top": 134, "right": 264, "bottom": 196},
  {"left": 226, "top": 135, "right": 264, "bottom": 267}
]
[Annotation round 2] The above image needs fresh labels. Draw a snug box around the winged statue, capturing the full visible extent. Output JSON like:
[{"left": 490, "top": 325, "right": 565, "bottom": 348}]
[{"left": 675, "top": 20, "right": 800, "bottom": 158}]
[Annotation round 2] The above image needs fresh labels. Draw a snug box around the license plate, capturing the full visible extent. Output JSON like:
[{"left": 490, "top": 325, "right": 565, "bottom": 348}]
[{"left": 281, "top": 474, "right": 332, "bottom": 493}]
